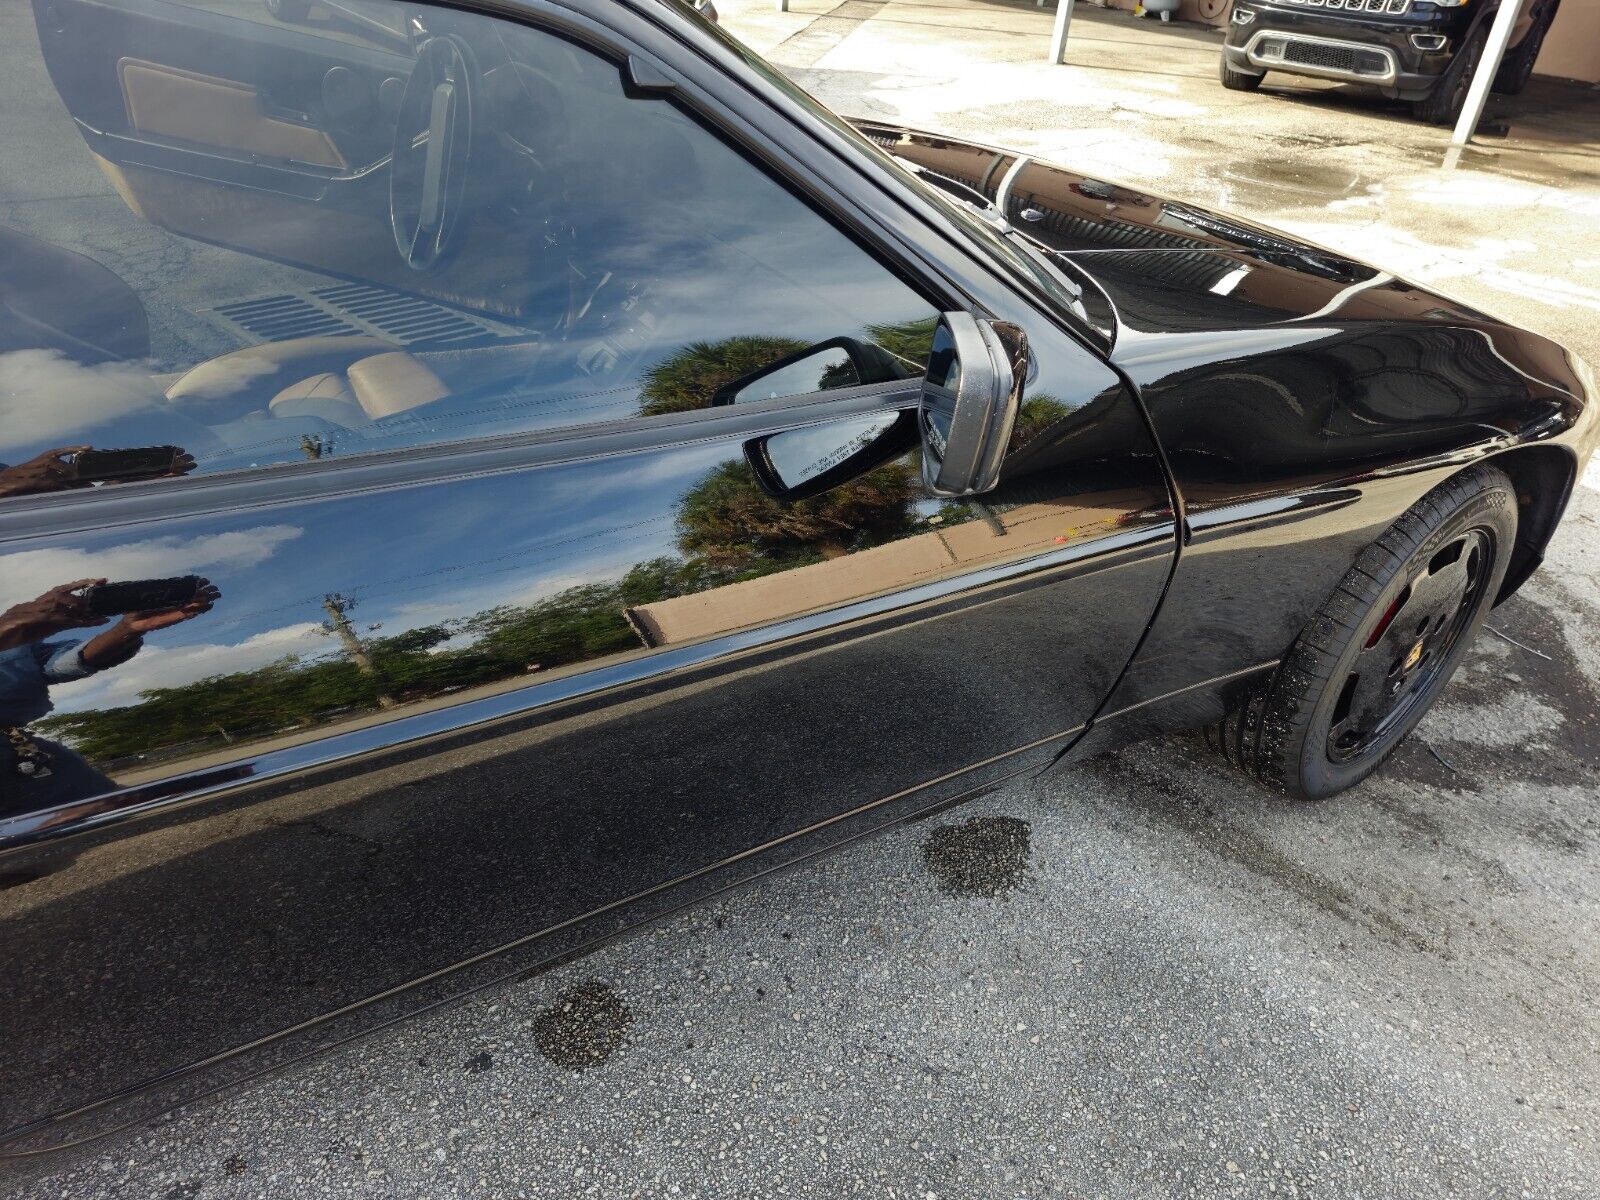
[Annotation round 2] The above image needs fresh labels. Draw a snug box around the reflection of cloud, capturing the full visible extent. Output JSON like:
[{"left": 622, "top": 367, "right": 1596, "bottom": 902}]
[
  {"left": 51, "top": 622, "right": 328, "bottom": 712},
  {"left": 0, "top": 525, "right": 302, "bottom": 610},
  {"left": 0, "top": 349, "right": 166, "bottom": 445}
]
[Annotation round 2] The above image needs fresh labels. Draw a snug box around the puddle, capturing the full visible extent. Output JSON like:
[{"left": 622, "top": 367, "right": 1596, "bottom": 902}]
[
  {"left": 532, "top": 981, "right": 632, "bottom": 1071},
  {"left": 921, "top": 815, "right": 1032, "bottom": 897},
  {"left": 1219, "top": 157, "right": 1372, "bottom": 201},
  {"left": 1393, "top": 589, "right": 1600, "bottom": 798}
]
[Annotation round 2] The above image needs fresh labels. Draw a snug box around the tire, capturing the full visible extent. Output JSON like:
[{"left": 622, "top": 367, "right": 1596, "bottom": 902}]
[
  {"left": 1209, "top": 465, "right": 1517, "bottom": 799},
  {"left": 1220, "top": 55, "right": 1265, "bottom": 92},
  {"left": 1413, "top": 27, "right": 1486, "bottom": 124},
  {"left": 1492, "top": 8, "right": 1553, "bottom": 96}
]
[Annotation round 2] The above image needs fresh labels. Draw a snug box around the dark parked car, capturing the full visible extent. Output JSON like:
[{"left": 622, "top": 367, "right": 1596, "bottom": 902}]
[
  {"left": 1221, "top": 0, "right": 1560, "bottom": 122},
  {"left": 0, "top": 0, "right": 1593, "bottom": 1158}
]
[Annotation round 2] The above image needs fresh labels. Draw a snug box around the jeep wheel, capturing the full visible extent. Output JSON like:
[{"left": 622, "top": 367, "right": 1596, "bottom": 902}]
[
  {"left": 1220, "top": 55, "right": 1265, "bottom": 92},
  {"left": 1414, "top": 27, "right": 1485, "bottom": 124}
]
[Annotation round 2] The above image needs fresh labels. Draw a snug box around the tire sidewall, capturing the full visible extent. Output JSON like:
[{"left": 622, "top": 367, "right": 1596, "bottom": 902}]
[
  {"left": 1295, "top": 478, "right": 1516, "bottom": 797},
  {"left": 1447, "top": 32, "right": 1485, "bottom": 116}
]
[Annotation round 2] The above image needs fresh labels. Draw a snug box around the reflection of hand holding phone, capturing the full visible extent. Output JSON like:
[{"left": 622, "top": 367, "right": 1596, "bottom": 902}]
[
  {"left": 70, "top": 446, "right": 194, "bottom": 485},
  {"left": 0, "top": 446, "right": 196, "bottom": 500},
  {"left": 80, "top": 577, "right": 203, "bottom": 619},
  {"left": 79, "top": 577, "right": 221, "bottom": 668},
  {"left": 0, "top": 579, "right": 107, "bottom": 651},
  {"left": 0, "top": 447, "right": 90, "bottom": 498}
]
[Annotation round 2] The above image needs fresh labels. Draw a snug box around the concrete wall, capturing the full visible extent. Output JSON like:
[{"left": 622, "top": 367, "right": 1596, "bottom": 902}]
[{"left": 1538, "top": 1, "right": 1599, "bottom": 83}]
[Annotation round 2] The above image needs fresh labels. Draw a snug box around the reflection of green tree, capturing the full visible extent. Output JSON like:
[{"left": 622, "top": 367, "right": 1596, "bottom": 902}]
[
  {"left": 42, "top": 336, "right": 943, "bottom": 765},
  {"left": 677, "top": 460, "right": 918, "bottom": 568},
  {"left": 37, "top": 557, "right": 729, "bottom": 764},
  {"left": 866, "top": 316, "right": 939, "bottom": 371},
  {"left": 638, "top": 336, "right": 808, "bottom": 416},
  {"left": 1012, "top": 395, "right": 1070, "bottom": 452},
  {"left": 639, "top": 321, "right": 938, "bottom": 418},
  {"left": 39, "top": 450, "right": 928, "bottom": 763}
]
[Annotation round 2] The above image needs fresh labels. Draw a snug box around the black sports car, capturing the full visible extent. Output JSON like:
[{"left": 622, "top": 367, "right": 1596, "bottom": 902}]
[{"left": 0, "top": 0, "right": 1593, "bottom": 1157}]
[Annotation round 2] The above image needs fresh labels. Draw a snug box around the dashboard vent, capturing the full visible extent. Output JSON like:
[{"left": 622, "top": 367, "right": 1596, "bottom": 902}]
[{"left": 206, "top": 286, "right": 520, "bottom": 349}]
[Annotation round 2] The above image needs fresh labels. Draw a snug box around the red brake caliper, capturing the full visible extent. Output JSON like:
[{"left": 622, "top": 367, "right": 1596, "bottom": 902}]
[{"left": 1365, "top": 588, "right": 1407, "bottom": 649}]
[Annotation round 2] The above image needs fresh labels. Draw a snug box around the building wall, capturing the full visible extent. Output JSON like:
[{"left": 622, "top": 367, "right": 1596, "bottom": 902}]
[{"left": 1538, "top": 1, "right": 1599, "bottom": 83}]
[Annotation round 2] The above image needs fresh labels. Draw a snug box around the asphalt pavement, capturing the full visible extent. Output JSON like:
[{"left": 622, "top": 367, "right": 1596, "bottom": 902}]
[{"left": 11, "top": 2, "right": 1600, "bottom": 1197}]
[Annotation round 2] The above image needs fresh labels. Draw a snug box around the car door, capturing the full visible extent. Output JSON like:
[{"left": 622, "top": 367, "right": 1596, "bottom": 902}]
[{"left": 0, "top": 0, "right": 1176, "bottom": 1154}]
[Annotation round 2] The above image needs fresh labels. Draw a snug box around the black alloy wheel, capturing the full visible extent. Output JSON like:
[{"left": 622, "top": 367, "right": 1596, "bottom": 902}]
[
  {"left": 1325, "top": 526, "right": 1490, "bottom": 762},
  {"left": 1211, "top": 464, "right": 1517, "bottom": 798}
]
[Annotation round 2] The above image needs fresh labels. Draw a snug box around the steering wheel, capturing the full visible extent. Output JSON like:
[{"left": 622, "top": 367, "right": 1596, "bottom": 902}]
[{"left": 389, "top": 36, "right": 476, "bottom": 271}]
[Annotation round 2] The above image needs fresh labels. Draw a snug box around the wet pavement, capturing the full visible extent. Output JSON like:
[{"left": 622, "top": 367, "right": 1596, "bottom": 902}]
[{"left": 12, "top": 3, "right": 1600, "bottom": 1197}]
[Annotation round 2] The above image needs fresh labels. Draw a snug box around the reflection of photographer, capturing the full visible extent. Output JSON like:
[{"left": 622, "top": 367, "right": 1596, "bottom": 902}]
[
  {"left": 0, "top": 445, "right": 196, "bottom": 499},
  {"left": 1, "top": 576, "right": 219, "bottom": 809}
]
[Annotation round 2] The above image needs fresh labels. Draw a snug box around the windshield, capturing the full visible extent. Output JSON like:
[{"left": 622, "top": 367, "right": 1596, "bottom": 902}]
[{"left": 696, "top": 27, "right": 1103, "bottom": 338}]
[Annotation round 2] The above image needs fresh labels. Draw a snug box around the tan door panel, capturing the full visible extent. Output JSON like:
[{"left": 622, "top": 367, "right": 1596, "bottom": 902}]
[{"left": 118, "top": 57, "right": 345, "bottom": 168}]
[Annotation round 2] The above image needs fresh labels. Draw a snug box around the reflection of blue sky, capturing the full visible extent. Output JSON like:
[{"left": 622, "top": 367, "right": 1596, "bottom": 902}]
[
  {"left": 0, "top": 1, "right": 944, "bottom": 717},
  {"left": 22, "top": 440, "right": 730, "bottom": 714},
  {"left": 0, "top": 1, "right": 935, "bottom": 473}
]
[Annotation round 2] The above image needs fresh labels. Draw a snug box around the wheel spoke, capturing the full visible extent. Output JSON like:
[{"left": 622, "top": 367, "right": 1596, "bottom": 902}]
[{"left": 1327, "top": 528, "right": 1492, "bottom": 763}]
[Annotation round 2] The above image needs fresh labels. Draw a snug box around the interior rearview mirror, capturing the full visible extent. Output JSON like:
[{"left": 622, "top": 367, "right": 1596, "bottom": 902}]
[{"left": 919, "top": 312, "right": 1028, "bottom": 497}]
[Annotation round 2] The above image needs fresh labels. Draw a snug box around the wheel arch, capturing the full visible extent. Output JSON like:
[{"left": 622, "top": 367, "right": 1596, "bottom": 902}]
[{"left": 1482, "top": 442, "right": 1578, "bottom": 603}]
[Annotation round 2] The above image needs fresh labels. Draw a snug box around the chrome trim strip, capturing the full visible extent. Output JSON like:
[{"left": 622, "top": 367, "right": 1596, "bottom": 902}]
[{"left": 1244, "top": 30, "right": 1399, "bottom": 86}]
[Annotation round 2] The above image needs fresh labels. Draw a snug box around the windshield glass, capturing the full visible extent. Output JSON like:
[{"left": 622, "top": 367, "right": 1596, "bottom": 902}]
[{"left": 699, "top": 28, "right": 1100, "bottom": 336}]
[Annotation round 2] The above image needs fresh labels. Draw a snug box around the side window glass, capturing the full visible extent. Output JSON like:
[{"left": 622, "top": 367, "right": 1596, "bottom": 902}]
[{"left": 0, "top": 0, "right": 938, "bottom": 499}]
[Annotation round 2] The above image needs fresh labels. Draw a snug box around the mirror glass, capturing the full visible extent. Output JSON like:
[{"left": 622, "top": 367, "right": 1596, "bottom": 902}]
[
  {"left": 728, "top": 347, "right": 860, "bottom": 404},
  {"left": 925, "top": 321, "right": 961, "bottom": 392},
  {"left": 761, "top": 413, "right": 901, "bottom": 491},
  {"left": 920, "top": 318, "right": 961, "bottom": 461}
]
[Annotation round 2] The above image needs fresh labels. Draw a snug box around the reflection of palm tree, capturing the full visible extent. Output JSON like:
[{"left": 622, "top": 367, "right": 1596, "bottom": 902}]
[
  {"left": 865, "top": 316, "right": 939, "bottom": 371},
  {"left": 677, "top": 460, "right": 918, "bottom": 569},
  {"left": 1012, "top": 395, "right": 1070, "bottom": 451},
  {"left": 638, "top": 336, "right": 808, "bottom": 417}
]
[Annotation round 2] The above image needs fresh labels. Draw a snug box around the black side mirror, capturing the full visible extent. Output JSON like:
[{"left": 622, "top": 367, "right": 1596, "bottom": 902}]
[
  {"left": 718, "top": 336, "right": 921, "bottom": 501},
  {"left": 745, "top": 410, "right": 917, "bottom": 501},
  {"left": 711, "top": 337, "right": 913, "bottom": 407},
  {"left": 919, "top": 312, "right": 1028, "bottom": 496}
]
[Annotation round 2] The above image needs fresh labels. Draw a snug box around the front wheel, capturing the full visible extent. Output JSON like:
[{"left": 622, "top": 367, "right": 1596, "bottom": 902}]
[
  {"left": 1210, "top": 465, "right": 1517, "bottom": 799},
  {"left": 1220, "top": 54, "right": 1265, "bottom": 92},
  {"left": 1414, "top": 28, "right": 1486, "bottom": 124}
]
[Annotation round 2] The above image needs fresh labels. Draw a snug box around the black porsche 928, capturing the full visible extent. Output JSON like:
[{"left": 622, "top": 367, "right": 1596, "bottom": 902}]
[{"left": 0, "top": 0, "right": 1594, "bottom": 1156}]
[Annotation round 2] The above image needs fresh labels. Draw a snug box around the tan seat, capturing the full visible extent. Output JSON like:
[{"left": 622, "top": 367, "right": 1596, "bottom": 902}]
[
  {"left": 346, "top": 351, "right": 449, "bottom": 419},
  {"left": 170, "top": 334, "right": 543, "bottom": 429},
  {"left": 166, "top": 335, "right": 391, "bottom": 413},
  {"left": 267, "top": 371, "right": 366, "bottom": 428}
]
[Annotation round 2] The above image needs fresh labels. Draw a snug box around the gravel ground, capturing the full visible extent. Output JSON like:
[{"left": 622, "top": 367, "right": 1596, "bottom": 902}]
[{"left": 10, "top": 3, "right": 1600, "bottom": 1197}]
